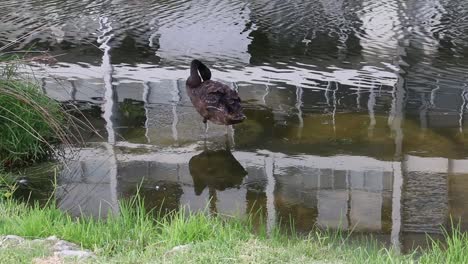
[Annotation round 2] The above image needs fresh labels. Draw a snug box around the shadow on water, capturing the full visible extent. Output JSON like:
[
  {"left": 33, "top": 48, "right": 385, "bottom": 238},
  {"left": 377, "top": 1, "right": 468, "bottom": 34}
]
[
  {"left": 3, "top": 0, "right": 468, "bottom": 254},
  {"left": 189, "top": 148, "right": 248, "bottom": 214},
  {"left": 190, "top": 149, "right": 247, "bottom": 196}
]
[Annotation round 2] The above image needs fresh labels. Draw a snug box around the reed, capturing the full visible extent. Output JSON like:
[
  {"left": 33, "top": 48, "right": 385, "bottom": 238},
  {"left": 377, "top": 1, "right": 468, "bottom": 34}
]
[{"left": 0, "top": 53, "right": 78, "bottom": 167}]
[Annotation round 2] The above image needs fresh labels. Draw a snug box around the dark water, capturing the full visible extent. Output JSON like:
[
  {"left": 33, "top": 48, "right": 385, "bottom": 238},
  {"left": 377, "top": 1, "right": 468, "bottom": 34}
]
[{"left": 2, "top": 0, "right": 468, "bottom": 252}]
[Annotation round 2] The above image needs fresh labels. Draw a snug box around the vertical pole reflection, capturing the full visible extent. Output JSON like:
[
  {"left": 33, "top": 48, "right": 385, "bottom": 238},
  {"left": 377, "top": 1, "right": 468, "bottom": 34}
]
[
  {"left": 430, "top": 77, "right": 440, "bottom": 107},
  {"left": 143, "top": 82, "right": 151, "bottom": 144},
  {"left": 388, "top": 77, "right": 405, "bottom": 158},
  {"left": 368, "top": 85, "right": 376, "bottom": 137},
  {"left": 97, "top": 16, "right": 119, "bottom": 215},
  {"left": 356, "top": 81, "right": 361, "bottom": 109},
  {"left": 459, "top": 89, "right": 468, "bottom": 133},
  {"left": 391, "top": 161, "right": 403, "bottom": 253},
  {"left": 346, "top": 170, "right": 352, "bottom": 230},
  {"left": 263, "top": 84, "right": 270, "bottom": 105},
  {"left": 98, "top": 16, "right": 115, "bottom": 145},
  {"left": 104, "top": 142, "right": 119, "bottom": 215},
  {"left": 172, "top": 80, "right": 180, "bottom": 143},
  {"left": 295, "top": 86, "right": 304, "bottom": 138},
  {"left": 148, "top": 17, "right": 158, "bottom": 48},
  {"left": 265, "top": 156, "right": 276, "bottom": 233},
  {"left": 70, "top": 80, "right": 77, "bottom": 102},
  {"left": 332, "top": 82, "right": 338, "bottom": 135},
  {"left": 325, "top": 81, "right": 331, "bottom": 106},
  {"left": 389, "top": 77, "right": 405, "bottom": 252},
  {"left": 420, "top": 93, "right": 428, "bottom": 131},
  {"left": 229, "top": 82, "right": 239, "bottom": 147}
]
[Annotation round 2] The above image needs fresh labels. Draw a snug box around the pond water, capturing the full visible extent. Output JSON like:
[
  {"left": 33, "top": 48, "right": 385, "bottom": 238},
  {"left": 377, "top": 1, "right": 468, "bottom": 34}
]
[{"left": 2, "top": 0, "right": 468, "bottom": 252}]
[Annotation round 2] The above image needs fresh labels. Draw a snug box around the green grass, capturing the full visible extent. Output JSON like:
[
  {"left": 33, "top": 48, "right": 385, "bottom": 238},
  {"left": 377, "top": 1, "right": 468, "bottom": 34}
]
[
  {"left": 0, "top": 239, "right": 51, "bottom": 264},
  {"left": 0, "top": 171, "right": 17, "bottom": 199},
  {"left": 0, "top": 80, "right": 65, "bottom": 166},
  {"left": 418, "top": 224, "right": 468, "bottom": 264},
  {"left": 0, "top": 54, "right": 78, "bottom": 167},
  {"left": 2, "top": 197, "right": 467, "bottom": 264}
]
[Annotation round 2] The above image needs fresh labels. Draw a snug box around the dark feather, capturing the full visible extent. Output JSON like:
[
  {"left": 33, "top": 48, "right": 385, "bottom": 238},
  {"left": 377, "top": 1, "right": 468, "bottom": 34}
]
[{"left": 186, "top": 60, "right": 245, "bottom": 125}]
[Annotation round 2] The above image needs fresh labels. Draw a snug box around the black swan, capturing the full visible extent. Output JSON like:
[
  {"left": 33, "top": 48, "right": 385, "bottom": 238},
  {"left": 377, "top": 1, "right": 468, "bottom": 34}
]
[{"left": 186, "top": 59, "right": 245, "bottom": 126}]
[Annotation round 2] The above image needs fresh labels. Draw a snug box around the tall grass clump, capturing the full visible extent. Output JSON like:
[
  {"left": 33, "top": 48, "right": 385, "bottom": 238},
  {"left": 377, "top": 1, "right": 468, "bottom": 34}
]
[
  {"left": 0, "top": 54, "right": 73, "bottom": 167},
  {"left": 0, "top": 171, "right": 17, "bottom": 199},
  {"left": 419, "top": 223, "right": 468, "bottom": 263}
]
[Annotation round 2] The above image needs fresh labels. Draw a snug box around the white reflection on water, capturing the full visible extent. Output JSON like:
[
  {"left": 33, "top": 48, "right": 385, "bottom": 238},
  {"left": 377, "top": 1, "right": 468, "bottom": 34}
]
[
  {"left": 31, "top": 62, "right": 398, "bottom": 90},
  {"left": 97, "top": 16, "right": 115, "bottom": 144}
]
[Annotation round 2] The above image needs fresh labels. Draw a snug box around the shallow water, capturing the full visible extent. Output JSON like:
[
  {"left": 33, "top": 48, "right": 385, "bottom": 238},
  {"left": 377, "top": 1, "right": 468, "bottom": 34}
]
[{"left": 2, "top": 0, "right": 468, "bottom": 252}]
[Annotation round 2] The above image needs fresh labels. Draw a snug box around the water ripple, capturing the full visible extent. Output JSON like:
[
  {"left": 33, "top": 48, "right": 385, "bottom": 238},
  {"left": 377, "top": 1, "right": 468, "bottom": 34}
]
[{"left": 2, "top": 0, "right": 468, "bottom": 127}]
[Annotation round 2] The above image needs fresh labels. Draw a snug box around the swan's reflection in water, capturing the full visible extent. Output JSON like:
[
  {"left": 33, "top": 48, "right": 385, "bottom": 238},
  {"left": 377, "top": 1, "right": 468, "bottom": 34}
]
[{"left": 189, "top": 148, "right": 247, "bottom": 214}]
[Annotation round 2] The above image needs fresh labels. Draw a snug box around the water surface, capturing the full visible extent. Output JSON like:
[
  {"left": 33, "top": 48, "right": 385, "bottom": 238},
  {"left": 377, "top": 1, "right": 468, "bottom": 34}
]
[{"left": 2, "top": 0, "right": 468, "bottom": 252}]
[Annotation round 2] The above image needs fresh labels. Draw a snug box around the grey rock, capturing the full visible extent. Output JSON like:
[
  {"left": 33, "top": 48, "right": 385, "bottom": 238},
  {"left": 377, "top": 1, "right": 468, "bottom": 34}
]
[
  {"left": 54, "top": 249, "right": 94, "bottom": 259},
  {"left": 0, "top": 235, "right": 25, "bottom": 246},
  {"left": 46, "top": 236, "right": 58, "bottom": 241},
  {"left": 4, "top": 235, "right": 25, "bottom": 241},
  {"left": 52, "top": 240, "right": 78, "bottom": 251},
  {"left": 1, "top": 235, "right": 95, "bottom": 260},
  {"left": 165, "top": 244, "right": 192, "bottom": 255}
]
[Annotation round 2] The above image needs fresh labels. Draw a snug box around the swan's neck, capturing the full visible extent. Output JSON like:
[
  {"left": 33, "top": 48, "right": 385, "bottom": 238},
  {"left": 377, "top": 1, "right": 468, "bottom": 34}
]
[
  {"left": 191, "top": 59, "right": 211, "bottom": 81},
  {"left": 187, "top": 60, "right": 202, "bottom": 88},
  {"left": 198, "top": 63, "right": 211, "bottom": 81},
  {"left": 190, "top": 60, "right": 201, "bottom": 78}
]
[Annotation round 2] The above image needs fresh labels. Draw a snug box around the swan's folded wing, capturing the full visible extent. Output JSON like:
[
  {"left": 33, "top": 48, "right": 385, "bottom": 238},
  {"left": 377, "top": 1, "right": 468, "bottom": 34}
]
[
  {"left": 204, "top": 81, "right": 228, "bottom": 110},
  {"left": 205, "top": 91, "right": 225, "bottom": 112},
  {"left": 205, "top": 80, "right": 229, "bottom": 94},
  {"left": 204, "top": 81, "right": 242, "bottom": 113}
]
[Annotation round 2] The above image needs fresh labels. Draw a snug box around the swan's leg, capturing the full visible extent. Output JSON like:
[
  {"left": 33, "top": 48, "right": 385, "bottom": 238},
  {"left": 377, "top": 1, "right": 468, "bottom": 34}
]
[
  {"left": 203, "top": 119, "right": 208, "bottom": 133},
  {"left": 203, "top": 118, "right": 208, "bottom": 145},
  {"left": 224, "top": 129, "right": 231, "bottom": 150}
]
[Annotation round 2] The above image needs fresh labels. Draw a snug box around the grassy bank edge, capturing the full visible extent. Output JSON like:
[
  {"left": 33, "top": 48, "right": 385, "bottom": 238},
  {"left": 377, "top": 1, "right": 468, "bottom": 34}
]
[
  {"left": 1, "top": 197, "right": 467, "bottom": 264},
  {"left": 0, "top": 53, "right": 83, "bottom": 168}
]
